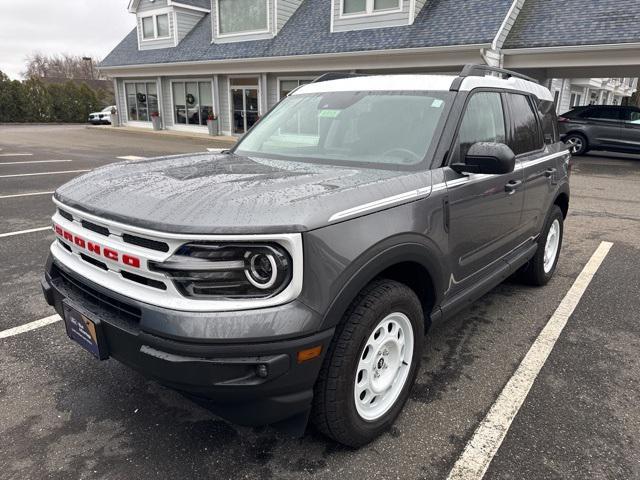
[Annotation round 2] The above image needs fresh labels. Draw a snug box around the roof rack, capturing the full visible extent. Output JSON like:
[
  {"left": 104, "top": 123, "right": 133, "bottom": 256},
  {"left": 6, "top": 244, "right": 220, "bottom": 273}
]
[
  {"left": 310, "top": 72, "right": 369, "bottom": 84},
  {"left": 450, "top": 64, "right": 539, "bottom": 91}
]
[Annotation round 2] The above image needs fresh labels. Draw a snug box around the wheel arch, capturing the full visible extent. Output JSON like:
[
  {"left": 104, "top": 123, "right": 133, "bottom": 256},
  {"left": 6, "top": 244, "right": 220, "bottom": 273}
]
[{"left": 321, "top": 241, "right": 444, "bottom": 332}]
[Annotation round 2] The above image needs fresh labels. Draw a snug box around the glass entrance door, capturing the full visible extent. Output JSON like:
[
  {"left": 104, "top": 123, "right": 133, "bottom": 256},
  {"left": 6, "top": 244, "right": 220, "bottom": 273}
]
[{"left": 232, "top": 86, "right": 259, "bottom": 135}]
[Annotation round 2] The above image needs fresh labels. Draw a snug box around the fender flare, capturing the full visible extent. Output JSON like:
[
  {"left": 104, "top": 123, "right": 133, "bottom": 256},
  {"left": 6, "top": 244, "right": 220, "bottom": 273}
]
[{"left": 320, "top": 235, "right": 445, "bottom": 330}]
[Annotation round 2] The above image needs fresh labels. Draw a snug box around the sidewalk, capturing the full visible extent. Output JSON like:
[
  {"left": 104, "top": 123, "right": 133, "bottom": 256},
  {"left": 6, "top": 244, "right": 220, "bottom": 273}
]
[{"left": 86, "top": 125, "right": 237, "bottom": 145}]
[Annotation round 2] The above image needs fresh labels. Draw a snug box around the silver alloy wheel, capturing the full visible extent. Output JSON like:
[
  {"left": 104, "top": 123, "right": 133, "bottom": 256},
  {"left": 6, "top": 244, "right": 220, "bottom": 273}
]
[
  {"left": 565, "top": 136, "right": 583, "bottom": 154},
  {"left": 544, "top": 219, "right": 561, "bottom": 273},
  {"left": 354, "top": 312, "right": 414, "bottom": 421}
]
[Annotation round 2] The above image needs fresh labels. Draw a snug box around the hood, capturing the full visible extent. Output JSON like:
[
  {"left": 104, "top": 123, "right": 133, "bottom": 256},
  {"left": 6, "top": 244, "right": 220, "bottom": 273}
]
[{"left": 54, "top": 153, "right": 433, "bottom": 234}]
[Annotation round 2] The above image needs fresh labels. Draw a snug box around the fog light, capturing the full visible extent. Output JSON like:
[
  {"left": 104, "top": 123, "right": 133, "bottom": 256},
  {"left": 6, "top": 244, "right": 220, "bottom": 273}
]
[{"left": 256, "top": 364, "right": 268, "bottom": 378}]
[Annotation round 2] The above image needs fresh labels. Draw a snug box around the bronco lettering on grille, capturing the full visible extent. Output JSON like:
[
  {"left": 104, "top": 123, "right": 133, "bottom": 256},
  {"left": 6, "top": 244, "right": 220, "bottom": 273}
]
[{"left": 54, "top": 224, "right": 141, "bottom": 269}]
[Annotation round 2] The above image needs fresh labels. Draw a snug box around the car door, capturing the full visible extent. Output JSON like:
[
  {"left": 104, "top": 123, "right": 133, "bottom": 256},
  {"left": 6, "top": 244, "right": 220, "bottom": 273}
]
[
  {"left": 619, "top": 107, "right": 640, "bottom": 151},
  {"left": 444, "top": 90, "right": 525, "bottom": 298},
  {"left": 504, "top": 92, "right": 553, "bottom": 237}
]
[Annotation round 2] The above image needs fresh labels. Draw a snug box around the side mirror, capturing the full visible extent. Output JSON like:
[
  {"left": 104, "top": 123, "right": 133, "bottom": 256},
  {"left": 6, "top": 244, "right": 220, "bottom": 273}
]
[{"left": 451, "top": 142, "right": 516, "bottom": 175}]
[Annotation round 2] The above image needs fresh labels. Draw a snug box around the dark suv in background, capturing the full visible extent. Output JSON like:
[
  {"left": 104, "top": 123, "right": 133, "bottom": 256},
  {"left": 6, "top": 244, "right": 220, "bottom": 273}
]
[{"left": 559, "top": 105, "right": 640, "bottom": 155}]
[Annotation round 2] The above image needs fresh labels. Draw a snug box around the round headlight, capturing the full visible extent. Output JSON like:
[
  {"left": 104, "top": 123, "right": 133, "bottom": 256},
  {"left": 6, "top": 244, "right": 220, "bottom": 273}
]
[{"left": 245, "top": 252, "right": 278, "bottom": 289}]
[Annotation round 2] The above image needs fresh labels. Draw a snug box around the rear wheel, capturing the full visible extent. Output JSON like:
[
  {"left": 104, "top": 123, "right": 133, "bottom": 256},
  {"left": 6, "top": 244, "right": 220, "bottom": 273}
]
[
  {"left": 520, "top": 205, "right": 564, "bottom": 286},
  {"left": 564, "top": 133, "right": 588, "bottom": 155},
  {"left": 312, "top": 280, "right": 424, "bottom": 447}
]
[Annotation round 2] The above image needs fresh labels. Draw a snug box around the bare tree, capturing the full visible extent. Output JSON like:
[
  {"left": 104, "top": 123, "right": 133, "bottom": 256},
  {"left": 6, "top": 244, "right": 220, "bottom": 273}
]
[{"left": 23, "top": 53, "right": 103, "bottom": 81}]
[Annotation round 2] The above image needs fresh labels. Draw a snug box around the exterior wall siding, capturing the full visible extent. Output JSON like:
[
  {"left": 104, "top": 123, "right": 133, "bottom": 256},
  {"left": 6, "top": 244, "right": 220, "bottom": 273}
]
[
  {"left": 136, "top": 0, "right": 168, "bottom": 12},
  {"left": 137, "top": 12, "right": 175, "bottom": 50},
  {"left": 175, "top": 9, "right": 205, "bottom": 43},
  {"left": 161, "top": 77, "right": 174, "bottom": 128},
  {"left": 218, "top": 75, "right": 231, "bottom": 134},
  {"left": 413, "top": 0, "right": 427, "bottom": 18},
  {"left": 332, "top": 0, "right": 410, "bottom": 32},
  {"left": 277, "top": 0, "right": 304, "bottom": 32}
]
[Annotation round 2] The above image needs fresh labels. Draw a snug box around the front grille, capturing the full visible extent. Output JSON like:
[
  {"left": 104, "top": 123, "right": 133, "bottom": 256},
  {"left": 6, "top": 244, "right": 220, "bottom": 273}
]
[
  {"left": 122, "top": 233, "right": 170, "bottom": 252},
  {"left": 52, "top": 264, "right": 142, "bottom": 326},
  {"left": 80, "top": 253, "right": 108, "bottom": 271},
  {"left": 121, "top": 270, "right": 167, "bottom": 290},
  {"left": 81, "top": 220, "right": 110, "bottom": 237}
]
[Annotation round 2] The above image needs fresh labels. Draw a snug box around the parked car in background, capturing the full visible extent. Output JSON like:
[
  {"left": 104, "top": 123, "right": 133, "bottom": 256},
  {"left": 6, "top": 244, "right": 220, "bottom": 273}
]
[
  {"left": 88, "top": 106, "right": 117, "bottom": 125},
  {"left": 559, "top": 105, "right": 640, "bottom": 155}
]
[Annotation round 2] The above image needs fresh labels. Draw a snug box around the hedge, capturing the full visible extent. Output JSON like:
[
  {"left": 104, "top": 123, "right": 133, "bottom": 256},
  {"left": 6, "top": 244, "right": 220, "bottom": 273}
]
[{"left": 0, "top": 71, "right": 106, "bottom": 123}]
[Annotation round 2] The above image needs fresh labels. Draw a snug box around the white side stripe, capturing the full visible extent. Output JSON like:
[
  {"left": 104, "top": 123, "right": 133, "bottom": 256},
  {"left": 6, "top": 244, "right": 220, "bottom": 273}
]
[
  {"left": 0, "top": 315, "right": 61, "bottom": 339},
  {"left": 328, "top": 186, "right": 432, "bottom": 222},
  {"left": 0, "top": 170, "right": 89, "bottom": 179},
  {"left": 0, "top": 226, "right": 51, "bottom": 238},
  {"left": 446, "top": 241, "right": 613, "bottom": 480}
]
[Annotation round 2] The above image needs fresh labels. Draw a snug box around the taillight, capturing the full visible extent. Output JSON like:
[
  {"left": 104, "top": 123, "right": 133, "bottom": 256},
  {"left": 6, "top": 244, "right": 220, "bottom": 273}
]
[{"left": 557, "top": 116, "right": 568, "bottom": 123}]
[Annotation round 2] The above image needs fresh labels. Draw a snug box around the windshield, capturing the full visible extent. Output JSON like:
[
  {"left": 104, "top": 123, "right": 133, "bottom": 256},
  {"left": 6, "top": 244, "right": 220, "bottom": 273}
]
[{"left": 234, "top": 90, "right": 451, "bottom": 169}]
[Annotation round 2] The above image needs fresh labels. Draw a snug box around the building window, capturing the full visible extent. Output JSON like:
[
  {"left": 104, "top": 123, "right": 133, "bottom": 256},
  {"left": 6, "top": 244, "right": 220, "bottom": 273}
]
[
  {"left": 278, "top": 79, "right": 312, "bottom": 100},
  {"left": 172, "top": 81, "right": 213, "bottom": 126},
  {"left": 570, "top": 93, "right": 582, "bottom": 107},
  {"left": 141, "top": 13, "right": 170, "bottom": 40},
  {"left": 217, "top": 0, "right": 268, "bottom": 36},
  {"left": 343, "top": 0, "right": 401, "bottom": 15},
  {"left": 125, "top": 82, "right": 158, "bottom": 122},
  {"left": 553, "top": 90, "right": 560, "bottom": 107}
]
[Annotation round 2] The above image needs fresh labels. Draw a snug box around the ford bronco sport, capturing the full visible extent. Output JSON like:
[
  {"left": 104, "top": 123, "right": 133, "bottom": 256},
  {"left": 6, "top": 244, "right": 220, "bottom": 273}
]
[{"left": 41, "top": 65, "right": 570, "bottom": 447}]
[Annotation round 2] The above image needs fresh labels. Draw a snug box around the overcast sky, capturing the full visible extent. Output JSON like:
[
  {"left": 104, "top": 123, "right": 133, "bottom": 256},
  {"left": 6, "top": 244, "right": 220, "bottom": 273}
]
[{"left": 0, "top": 0, "right": 136, "bottom": 80}]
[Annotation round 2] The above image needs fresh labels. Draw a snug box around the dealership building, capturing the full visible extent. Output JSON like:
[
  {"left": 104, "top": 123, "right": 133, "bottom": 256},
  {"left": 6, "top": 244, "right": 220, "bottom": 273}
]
[{"left": 100, "top": 0, "right": 640, "bottom": 137}]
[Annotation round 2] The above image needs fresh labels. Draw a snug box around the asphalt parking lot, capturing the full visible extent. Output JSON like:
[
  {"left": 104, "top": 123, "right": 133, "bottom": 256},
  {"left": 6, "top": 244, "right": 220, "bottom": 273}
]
[{"left": 1, "top": 124, "right": 639, "bottom": 480}]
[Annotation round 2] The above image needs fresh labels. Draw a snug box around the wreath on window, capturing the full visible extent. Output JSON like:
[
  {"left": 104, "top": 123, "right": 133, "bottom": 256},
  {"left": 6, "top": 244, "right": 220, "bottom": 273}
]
[
  {"left": 186, "top": 93, "right": 196, "bottom": 106},
  {"left": 136, "top": 92, "right": 146, "bottom": 103}
]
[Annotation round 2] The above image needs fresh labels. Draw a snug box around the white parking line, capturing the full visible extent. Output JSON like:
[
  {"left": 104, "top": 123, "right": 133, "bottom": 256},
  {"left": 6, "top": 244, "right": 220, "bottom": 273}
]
[
  {"left": 0, "top": 315, "right": 61, "bottom": 339},
  {"left": 446, "top": 241, "right": 614, "bottom": 480},
  {"left": 0, "top": 159, "right": 72, "bottom": 166},
  {"left": 0, "top": 169, "right": 89, "bottom": 179},
  {"left": 0, "top": 153, "right": 33, "bottom": 157},
  {"left": 117, "top": 155, "right": 146, "bottom": 161},
  {"left": 0, "top": 191, "right": 54, "bottom": 200},
  {"left": 0, "top": 226, "right": 51, "bottom": 238}
]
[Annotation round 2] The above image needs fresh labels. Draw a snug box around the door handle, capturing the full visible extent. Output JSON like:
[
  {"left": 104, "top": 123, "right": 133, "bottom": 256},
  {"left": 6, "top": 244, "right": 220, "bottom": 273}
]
[
  {"left": 505, "top": 179, "right": 522, "bottom": 194},
  {"left": 544, "top": 168, "right": 557, "bottom": 178}
]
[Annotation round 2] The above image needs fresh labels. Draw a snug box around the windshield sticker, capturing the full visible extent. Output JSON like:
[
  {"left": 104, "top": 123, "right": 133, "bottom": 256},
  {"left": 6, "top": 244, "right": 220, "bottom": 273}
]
[
  {"left": 431, "top": 99, "right": 444, "bottom": 108},
  {"left": 318, "top": 109, "right": 341, "bottom": 118}
]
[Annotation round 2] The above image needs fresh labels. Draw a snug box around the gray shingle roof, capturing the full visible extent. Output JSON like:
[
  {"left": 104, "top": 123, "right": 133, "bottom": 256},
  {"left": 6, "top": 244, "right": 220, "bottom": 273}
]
[
  {"left": 504, "top": 0, "right": 640, "bottom": 49},
  {"left": 101, "top": 0, "right": 513, "bottom": 68}
]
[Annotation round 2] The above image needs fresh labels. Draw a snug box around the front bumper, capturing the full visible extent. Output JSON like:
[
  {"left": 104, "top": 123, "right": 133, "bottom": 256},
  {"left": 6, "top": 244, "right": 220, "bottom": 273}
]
[{"left": 42, "top": 255, "right": 333, "bottom": 426}]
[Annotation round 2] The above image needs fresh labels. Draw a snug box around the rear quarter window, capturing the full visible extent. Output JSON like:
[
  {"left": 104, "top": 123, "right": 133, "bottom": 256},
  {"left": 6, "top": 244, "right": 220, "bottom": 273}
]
[{"left": 537, "top": 99, "right": 559, "bottom": 144}]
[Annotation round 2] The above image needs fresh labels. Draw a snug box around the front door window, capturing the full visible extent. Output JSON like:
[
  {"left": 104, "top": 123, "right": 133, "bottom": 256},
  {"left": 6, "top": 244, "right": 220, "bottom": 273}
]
[{"left": 231, "top": 81, "right": 259, "bottom": 135}]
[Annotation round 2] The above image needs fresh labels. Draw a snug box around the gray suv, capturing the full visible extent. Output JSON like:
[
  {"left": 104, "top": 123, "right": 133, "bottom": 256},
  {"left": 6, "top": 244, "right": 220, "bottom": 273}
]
[
  {"left": 560, "top": 105, "right": 640, "bottom": 155},
  {"left": 41, "top": 65, "right": 570, "bottom": 447}
]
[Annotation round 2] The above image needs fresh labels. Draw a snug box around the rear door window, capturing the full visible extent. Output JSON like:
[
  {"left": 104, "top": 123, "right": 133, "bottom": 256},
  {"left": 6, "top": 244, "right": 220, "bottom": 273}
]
[
  {"left": 581, "top": 107, "right": 622, "bottom": 121},
  {"left": 506, "top": 93, "right": 543, "bottom": 155}
]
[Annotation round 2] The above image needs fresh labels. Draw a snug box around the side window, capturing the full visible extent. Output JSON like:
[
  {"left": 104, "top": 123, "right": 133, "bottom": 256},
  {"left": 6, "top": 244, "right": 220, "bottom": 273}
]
[
  {"left": 455, "top": 92, "right": 506, "bottom": 161},
  {"left": 584, "top": 107, "right": 622, "bottom": 121},
  {"left": 537, "top": 99, "right": 559, "bottom": 144},
  {"left": 621, "top": 108, "right": 640, "bottom": 124},
  {"left": 507, "top": 93, "right": 542, "bottom": 155}
]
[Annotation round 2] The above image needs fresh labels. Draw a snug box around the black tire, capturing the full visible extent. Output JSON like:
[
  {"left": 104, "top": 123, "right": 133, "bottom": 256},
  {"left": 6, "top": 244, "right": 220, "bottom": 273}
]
[
  {"left": 312, "top": 279, "right": 424, "bottom": 447},
  {"left": 520, "top": 205, "right": 564, "bottom": 286},
  {"left": 564, "top": 132, "right": 588, "bottom": 155}
]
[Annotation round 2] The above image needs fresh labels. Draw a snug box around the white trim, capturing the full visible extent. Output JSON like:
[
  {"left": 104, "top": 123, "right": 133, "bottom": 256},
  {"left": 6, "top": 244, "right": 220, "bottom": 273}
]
[
  {"left": 276, "top": 76, "right": 316, "bottom": 101},
  {"left": 492, "top": 0, "right": 520, "bottom": 50},
  {"left": 156, "top": 76, "right": 165, "bottom": 126},
  {"left": 168, "top": 78, "right": 215, "bottom": 129},
  {"left": 214, "top": 0, "right": 271, "bottom": 39},
  {"left": 329, "top": 186, "right": 432, "bottom": 222},
  {"left": 338, "top": 0, "right": 403, "bottom": 18},
  {"left": 168, "top": 0, "right": 211, "bottom": 12},
  {"left": 330, "top": 0, "right": 335, "bottom": 32},
  {"left": 503, "top": 41, "right": 640, "bottom": 54},
  {"left": 408, "top": 0, "right": 415, "bottom": 25},
  {"left": 101, "top": 43, "right": 490, "bottom": 72},
  {"left": 51, "top": 199, "right": 304, "bottom": 313}
]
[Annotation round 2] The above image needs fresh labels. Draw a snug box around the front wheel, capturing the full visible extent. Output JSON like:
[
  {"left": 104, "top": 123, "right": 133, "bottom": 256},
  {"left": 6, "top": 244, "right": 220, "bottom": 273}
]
[
  {"left": 312, "top": 280, "right": 424, "bottom": 447},
  {"left": 520, "top": 205, "right": 564, "bottom": 286}
]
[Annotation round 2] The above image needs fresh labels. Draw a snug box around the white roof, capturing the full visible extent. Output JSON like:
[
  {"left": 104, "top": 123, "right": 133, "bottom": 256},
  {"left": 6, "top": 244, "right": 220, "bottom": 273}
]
[{"left": 293, "top": 73, "right": 553, "bottom": 102}]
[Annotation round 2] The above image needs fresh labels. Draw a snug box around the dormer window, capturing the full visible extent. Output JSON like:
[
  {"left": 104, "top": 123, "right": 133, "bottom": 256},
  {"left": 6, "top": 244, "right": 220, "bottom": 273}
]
[
  {"left": 217, "top": 0, "right": 269, "bottom": 37},
  {"left": 141, "top": 13, "right": 170, "bottom": 40},
  {"left": 342, "top": 0, "right": 401, "bottom": 15}
]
